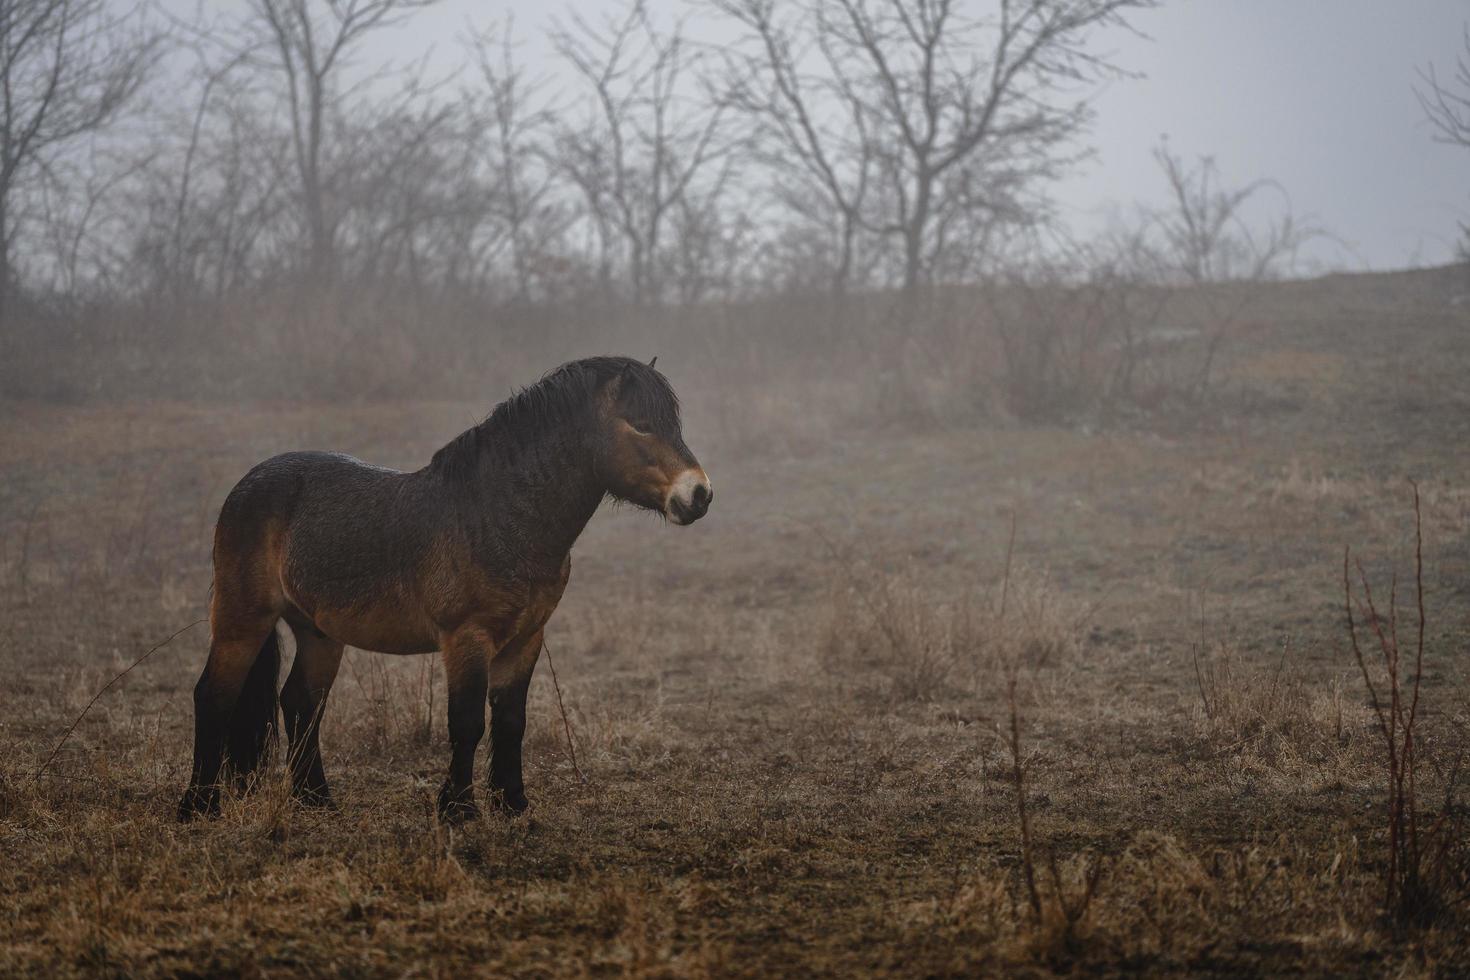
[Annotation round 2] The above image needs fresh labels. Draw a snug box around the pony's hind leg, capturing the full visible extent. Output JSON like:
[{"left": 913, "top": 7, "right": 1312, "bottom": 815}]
[
  {"left": 281, "top": 624, "right": 345, "bottom": 808},
  {"left": 178, "top": 610, "right": 282, "bottom": 821}
]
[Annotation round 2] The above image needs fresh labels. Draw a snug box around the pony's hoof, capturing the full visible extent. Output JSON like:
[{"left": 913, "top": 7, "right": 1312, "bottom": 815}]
[
  {"left": 292, "top": 786, "right": 338, "bottom": 811},
  {"left": 437, "top": 783, "right": 480, "bottom": 824},
  {"left": 440, "top": 800, "right": 481, "bottom": 824},
  {"left": 176, "top": 786, "right": 220, "bottom": 822},
  {"left": 490, "top": 789, "right": 529, "bottom": 816}
]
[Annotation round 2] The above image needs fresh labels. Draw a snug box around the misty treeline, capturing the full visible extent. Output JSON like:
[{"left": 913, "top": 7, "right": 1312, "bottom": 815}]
[{"left": 1, "top": 0, "right": 1311, "bottom": 418}]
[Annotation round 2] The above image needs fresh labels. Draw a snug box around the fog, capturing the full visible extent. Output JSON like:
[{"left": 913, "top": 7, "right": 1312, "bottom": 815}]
[
  {"left": 4, "top": 3, "right": 1470, "bottom": 975},
  {"left": 351, "top": 0, "right": 1470, "bottom": 270},
  {"left": 1057, "top": 0, "right": 1470, "bottom": 268}
]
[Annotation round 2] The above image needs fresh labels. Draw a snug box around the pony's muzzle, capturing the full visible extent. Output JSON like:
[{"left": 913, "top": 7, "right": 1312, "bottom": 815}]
[{"left": 667, "top": 469, "right": 712, "bottom": 525}]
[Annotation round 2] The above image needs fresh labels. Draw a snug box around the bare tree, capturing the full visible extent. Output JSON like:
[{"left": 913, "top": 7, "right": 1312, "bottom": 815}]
[
  {"left": 123, "top": 45, "right": 260, "bottom": 306},
  {"left": 550, "top": 1, "right": 734, "bottom": 305},
  {"left": 1416, "top": 25, "right": 1470, "bottom": 258},
  {"left": 465, "top": 20, "right": 564, "bottom": 303},
  {"left": 174, "top": 93, "right": 295, "bottom": 300},
  {"left": 332, "top": 97, "right": 463, "bottom": 291},
  {"left": 712, "top": 0, "right": 874, "bottom": 295},
  {"left": 0, "top": 0, "right": 160, "bottom": 322},
  {"left": 230, "top": 0, "right": 441, "bottom": 285},
  {"left": 114, "top": 31, "right": 296, "bottom": 308},
  {"left": 34, "top": 140, "right": 151, "bottom": 304},
  {"left": 817, "top": 0, "right": 1149, "bottom": 295},
  {"left": 664, "top": 175, "right": 756, "bottom": 303},
  {"left": 1417, "top": 25, "right": 1470, "bottom": 149}
]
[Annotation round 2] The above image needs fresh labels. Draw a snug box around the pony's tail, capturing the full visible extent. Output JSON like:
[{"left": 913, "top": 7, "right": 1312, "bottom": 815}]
[{"left": 225, "top": 627, "right": 280, "bottom": 788}]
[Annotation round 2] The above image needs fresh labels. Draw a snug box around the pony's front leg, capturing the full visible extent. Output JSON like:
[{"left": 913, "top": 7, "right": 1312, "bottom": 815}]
[
  {"left": 488, "top": 629, "right": 543, "bottom": 815},
  {"left": 438, "top": 626, "right": 493, "bottom": 823}
]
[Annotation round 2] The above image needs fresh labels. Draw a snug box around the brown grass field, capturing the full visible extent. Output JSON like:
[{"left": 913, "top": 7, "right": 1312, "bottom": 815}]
[{"left": 2, "top": 269, "right": 1470, "bottom": 977}]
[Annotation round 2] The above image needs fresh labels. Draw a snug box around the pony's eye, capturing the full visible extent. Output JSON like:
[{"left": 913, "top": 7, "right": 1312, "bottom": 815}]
[{"left": 628, "top": 420, "right": 652, "bottom": 436}]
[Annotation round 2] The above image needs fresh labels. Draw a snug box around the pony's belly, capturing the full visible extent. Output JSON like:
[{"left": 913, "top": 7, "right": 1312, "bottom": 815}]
[{"left": 307, "top": 601, "right": 440, "bottom": 656}]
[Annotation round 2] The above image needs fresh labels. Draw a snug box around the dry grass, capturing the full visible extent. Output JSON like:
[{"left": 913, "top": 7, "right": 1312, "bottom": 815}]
[
  {"left": 3, "top": 269, "right": 1470, "bottom": 975},
  {"left": 1190, "top": 637, "right": 1368, "bottom": 782},
  {"left": 824, "top": 559, "right": 1081, "bottom": 705}
]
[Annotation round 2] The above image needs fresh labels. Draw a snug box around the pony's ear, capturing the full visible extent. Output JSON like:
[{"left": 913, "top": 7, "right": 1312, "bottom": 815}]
[
  {"left": 648, "top": 356, "right": 658, "bottom": 369},
  {"left": 603, "top": 364, "right": 630, "bottom": 407}
]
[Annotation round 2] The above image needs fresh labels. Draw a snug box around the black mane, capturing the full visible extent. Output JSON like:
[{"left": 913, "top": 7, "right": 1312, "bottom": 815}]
[{"left": 429, "top": 356, "right": 679, "bottom": 481}]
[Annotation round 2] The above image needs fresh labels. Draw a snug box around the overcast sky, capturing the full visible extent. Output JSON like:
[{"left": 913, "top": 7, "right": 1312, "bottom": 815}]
[
  {"left": 341, "top": 0, "right": 1470, "bottom": 272},
  {"left": 1051, "top": 0, "right": 1470, "bottom": 271}
]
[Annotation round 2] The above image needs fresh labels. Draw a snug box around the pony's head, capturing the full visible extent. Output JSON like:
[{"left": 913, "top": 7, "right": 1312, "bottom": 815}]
[{"left": 594, "top": 357, "right": 712, "bottom": 525}]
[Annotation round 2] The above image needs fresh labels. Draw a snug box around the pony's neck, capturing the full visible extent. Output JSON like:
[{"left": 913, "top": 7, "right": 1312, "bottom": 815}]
[{"left": 449, "top": 413, "right": 606, "bottom": 568}]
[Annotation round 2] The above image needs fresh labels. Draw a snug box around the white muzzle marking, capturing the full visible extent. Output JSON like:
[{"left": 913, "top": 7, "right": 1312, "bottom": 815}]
[{"left": 666, "top": 468, "right": 712, "bottom": 525}]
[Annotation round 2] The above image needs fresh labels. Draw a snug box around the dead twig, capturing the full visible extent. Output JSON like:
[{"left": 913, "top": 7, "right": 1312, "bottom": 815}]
[
  {"left": 1344, "top": 480, "right": 1465, "bottom": 924},
  {"left": 32, "top": 618, "right": 208, "bottom": 784},
  {"left": 543, "top": 637, "right": 585, "bottom": 784}
]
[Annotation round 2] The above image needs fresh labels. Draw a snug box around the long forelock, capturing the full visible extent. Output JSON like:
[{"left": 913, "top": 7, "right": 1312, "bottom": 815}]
[{"left": 617, "top": 363, "right": 682, "bottom": 432}]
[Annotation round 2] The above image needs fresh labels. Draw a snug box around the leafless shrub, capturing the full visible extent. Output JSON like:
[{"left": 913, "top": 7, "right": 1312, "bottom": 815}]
[
  {"left": 825, "top": 559, "right": 962, "bottom": 701},
  {"left": 984, "top": 141, "right": 1319, "bottom": 424},
  {"left": 1344, "top": 483, "right": 1470, "bottom": 926},
  {"left": 1091, "top": 832, "right": 1305, "bottom": 963},
  {"left": 823, "top": 524, "right": 1079, "bottom": 703},
  {"left": 1148, "top": 143, "right": 1316, "bottom": 287},
  {"left": 915, "top": 827, "right": 1335, "bottom": 969},
  {"left": 1191, "top": 636, "right": 1361, "bottom": 773},
  {"left": 984, "top": 250, "right": 1172, "bottom": 421}
]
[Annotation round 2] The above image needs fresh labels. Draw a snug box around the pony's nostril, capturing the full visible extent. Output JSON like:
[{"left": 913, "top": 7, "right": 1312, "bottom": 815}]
[{"left": 692, "top": 484, "right": 710, "bottom": 507}]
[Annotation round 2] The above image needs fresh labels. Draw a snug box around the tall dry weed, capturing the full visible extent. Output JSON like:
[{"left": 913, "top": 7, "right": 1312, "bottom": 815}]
[
  {"left": 823, "top": 545, "right": 1080, "bottom": 704},
  {"left": 1344, "top": 483, "right": 1469, "bottom": 926},
  {"left": 1191, "top": 637, "right": 1365, "bottom": 776}
]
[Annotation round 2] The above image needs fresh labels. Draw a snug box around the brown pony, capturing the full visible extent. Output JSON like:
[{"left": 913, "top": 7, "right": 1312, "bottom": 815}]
[{"left": 178, "top": 356, "right": 711, "bottom": 822}]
